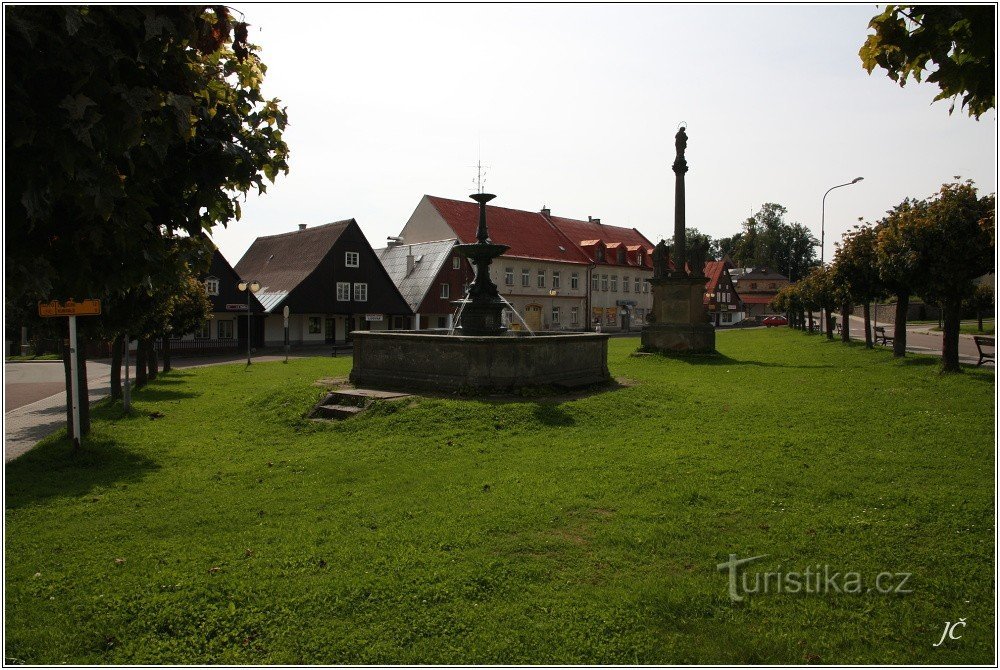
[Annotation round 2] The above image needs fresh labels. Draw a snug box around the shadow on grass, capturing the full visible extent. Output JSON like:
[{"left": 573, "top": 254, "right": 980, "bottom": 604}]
[
  {"left": 5, "top": 434, "right": 160, "bottom": 510},
  {"left": 127, "top": 387, "right": 199, "bottom": 402},
  {"left": 531, "top": 403, "right": 575, "bottom": 426},
  {"left": 635, "top": 350, "right": 835, "bottom": 369}
]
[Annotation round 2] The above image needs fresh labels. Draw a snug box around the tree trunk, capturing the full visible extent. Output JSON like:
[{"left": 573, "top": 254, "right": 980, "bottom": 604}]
[
  {"left": 146, "top": 338, "right": 158, "bottom": 380},
  {"left": 161, "top": 335, "right": 171, "bottom": 373},
  {"left": 135, "top": 340, "right": 148, "bottom": 389},
  {"left": 977, "top": 308, "right": 983, "bottom": 332},
  {"left": 863, "top": 303, "right": 873, "bottom": 348},
  {"left": 893, "top": 293, "right": 909, "bottom": 357},
  {"left": 799, "top": 310, "right": 806, "bottom": 330},
  {"left": 807, "top": 310, "right": 815, "bottom": 333},
  {"left": 840, "top": 303, "right": 851, "bottom": 343},
  {"left": 941, "top": 298, "right": 962, "bottom": 373},
  {"left": 825, "top": 309, "right": 834, "bottom": 340},
  {"left": 111, "top": 335, "right": 123, "bottom": 400}
]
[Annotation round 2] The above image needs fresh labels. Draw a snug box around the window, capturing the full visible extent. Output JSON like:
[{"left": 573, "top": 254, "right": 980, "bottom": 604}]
[
  {"left": 592, "top": 274, "right": 600, "bottom": 291},
  {"left": 353, "top": 282, "right": 368, "bottom": 301},
  {"left": 623, "top": 275, "right": 630, "bottom": 293},
  {"left": 617, "top": 248, "right": 626, "bottom": 264},
  {"left": 571, "top": 273, "right": 579, "bottom": 290},
  {"left": 634, "top": 277, "right": 641, "bottom": 293},
  {"left": 596, "top": 247, "right": 605, "bottom": 262},
  {"left": 537, "top": 270, "right": 545, "bottom": 288},
  {"left": 345, "top": 251, "right": 359, "bottom": 268},
  {"left": 218, "top": 320, "right": 234, "bottom": 339},
  {"left": 552, "top": 271, "right": 560, "bottom": 289},
  {"left": 643, "top": 282, "right": 649, "bottom": 294},
  {"left": 440, "top": 283, "right": 450, "bottom": 299},
  {"left": 196, "top": 320, "right": 211, "bottom": 339},
  {"left": 438, "top": 316, "right": 447, "bottom": 328},
  {"left": 336, "top": 282, "right": 351, "bottom": 301},
  {"left": 722, "top": 312, "right": 733, "bottom": 323},
  {"left": 204, "top": 277, "right": 219, "bottom": 296},
  {"left": 638, "top": 251, "right": 645, "bottom": 266},
  {"left": 552, "top": 306, "right": 560, "bottom": 324},
  {"left": 308, "top": 317, "right": 322, "bottom": 334},
  {"left": 453, "top": 256, "right": 461, "bottom": 270},
  {"left": 521, "top": 269, "right": 530, "bottom": 287},
  {"left": 610, "top": 275, "right": 618, "bottom": 292},
  {"left": 571, "top": 306, "right": 579, "bottom": 324},
  {"left": 601, "top": 275, "right": 609, "bottom": 291}
]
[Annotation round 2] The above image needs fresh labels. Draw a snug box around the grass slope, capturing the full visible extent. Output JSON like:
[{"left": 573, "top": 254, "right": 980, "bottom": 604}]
[{"left": 5, "top": 330, "right": 995, "bottom": 664}]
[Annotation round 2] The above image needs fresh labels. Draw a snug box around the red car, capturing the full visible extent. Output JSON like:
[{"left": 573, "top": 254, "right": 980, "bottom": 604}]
[{"left": 763, "top": 315, "right": 788, "bottom": 327}]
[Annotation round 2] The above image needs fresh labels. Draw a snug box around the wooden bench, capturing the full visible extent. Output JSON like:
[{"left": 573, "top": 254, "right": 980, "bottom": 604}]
[
  {"left": 974, "top": 336, "right": 995, "bottom": 366},
  {"left": 874, "top": 325, "right": 894, "bottom": 346},
  {"left": 331, "top": 343, "right": 353, "bottom": 357}
]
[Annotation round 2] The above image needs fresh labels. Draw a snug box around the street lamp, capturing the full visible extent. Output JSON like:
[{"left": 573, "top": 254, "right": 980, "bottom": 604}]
[
  {"left": 821, "top": 177, "right": 864, "bottom": 266},
  {"left": 238, "top": 280, "right": 261, "bottom": 365}
]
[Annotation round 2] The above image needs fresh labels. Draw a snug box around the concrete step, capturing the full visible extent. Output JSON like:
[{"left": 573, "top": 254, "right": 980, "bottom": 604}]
[{"left": 313, "top": 404, "right": 364, "bottom": 420}]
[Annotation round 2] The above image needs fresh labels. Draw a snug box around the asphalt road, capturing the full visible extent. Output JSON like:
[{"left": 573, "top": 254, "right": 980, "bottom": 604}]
[{"left": 5, "top": 360, "right": 113, "bottom": 412}]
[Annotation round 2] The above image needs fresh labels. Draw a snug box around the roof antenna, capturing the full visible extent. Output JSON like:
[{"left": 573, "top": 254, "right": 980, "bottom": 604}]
[{"left": 470, "top": 138, "right": 489, "bottom": 194}]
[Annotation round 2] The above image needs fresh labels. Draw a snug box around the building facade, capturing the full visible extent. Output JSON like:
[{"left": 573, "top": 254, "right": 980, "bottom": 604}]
[
  {"left": 731, "top": 267, "right": 790, "bottom": 318},
  {"left": 396, "top": 195, "right": 656, "bottom": 332},
  {"left": 376, "top": 239, "right": 476, "bottom": 330},
  {"left": 235, "top": 219, "right": 412, "bottom": 345},
  {"left": 703, "top": 259, "right": 746, "bottom": 326}
]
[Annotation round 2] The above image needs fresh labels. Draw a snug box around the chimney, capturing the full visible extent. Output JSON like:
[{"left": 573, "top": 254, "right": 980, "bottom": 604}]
[
  {"left": 406, "top": 246, "right": 415, "bottom": 275},
  {"left": 541, "top": 205, "right": 550, "bottom": 217},
  {"left": 298, "top": 224, "right": 307, "bottom": 231},
  {"left": 588, "top": 216, "right": 601, "bottom": 225}
]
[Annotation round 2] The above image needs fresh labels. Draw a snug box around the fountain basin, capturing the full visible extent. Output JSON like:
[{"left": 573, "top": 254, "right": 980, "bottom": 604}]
[{"left": 349, "top": 331, "right": 611, "bottom": 393}]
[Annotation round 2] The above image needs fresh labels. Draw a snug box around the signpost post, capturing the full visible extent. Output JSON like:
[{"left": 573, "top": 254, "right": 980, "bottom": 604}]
[
  {"left": 38, "top": 299, "right": 101, "bottom": 447},
  {"left": 283, "top": 305, "right": 290, "bottom": 363}
]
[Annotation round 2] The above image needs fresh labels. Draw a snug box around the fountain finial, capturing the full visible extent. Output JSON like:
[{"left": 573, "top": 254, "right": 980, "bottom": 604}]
[{"left": 469, "top": 192, "right": 496, "bottom": 244}]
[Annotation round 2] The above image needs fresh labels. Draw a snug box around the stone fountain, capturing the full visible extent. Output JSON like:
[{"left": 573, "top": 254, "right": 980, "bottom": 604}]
[{"left": 349, "top": 193, "right": 610, "bottom": 393}]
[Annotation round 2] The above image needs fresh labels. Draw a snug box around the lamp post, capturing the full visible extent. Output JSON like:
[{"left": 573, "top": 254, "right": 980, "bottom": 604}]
[
  {"left": 238, "top": 280, "right": 261, "bottom": 365},
  {"left": 820, "top": 177, "right": 864, "bottom": 267}
]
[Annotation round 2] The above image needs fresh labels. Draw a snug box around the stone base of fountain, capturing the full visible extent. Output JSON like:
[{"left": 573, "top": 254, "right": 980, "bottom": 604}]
[{"left": 349, "top": 331, "right": 611, "bottom": 393}]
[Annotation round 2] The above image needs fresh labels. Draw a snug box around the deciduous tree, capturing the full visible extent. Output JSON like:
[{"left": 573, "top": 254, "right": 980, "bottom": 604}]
[{"left": 860, "top": 5, "right": 995, "bottom": 119}]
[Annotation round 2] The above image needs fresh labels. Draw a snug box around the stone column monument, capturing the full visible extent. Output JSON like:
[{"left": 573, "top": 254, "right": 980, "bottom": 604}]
[{"left": 640, "top": 125, "right": 716, "bottom": 354}]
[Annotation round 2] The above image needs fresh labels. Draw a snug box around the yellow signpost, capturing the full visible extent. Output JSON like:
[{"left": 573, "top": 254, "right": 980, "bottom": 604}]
[{"left": 38, "top": 299, "right": 102, "bottom": 447}]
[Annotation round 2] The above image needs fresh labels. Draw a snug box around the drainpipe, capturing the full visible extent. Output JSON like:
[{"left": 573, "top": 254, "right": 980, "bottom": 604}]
[{"left": 586, "top": 263, "right": 596, "bottom": 332}]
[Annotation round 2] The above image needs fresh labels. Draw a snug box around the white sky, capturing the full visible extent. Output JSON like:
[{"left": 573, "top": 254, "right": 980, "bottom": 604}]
[{"left": 214, "top": 3, "right": 997, "bottom": 265}]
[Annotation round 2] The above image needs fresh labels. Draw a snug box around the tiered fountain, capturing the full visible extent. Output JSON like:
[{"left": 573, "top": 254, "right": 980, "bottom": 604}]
[{"left": 349, "top": 193, "right": 611, "bottom": 393}]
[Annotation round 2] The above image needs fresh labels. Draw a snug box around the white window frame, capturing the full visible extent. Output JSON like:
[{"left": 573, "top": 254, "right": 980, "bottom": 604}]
[
  {"left": 552, "top": 306, "right": 560, "bottom": 324},
  {"left": 337, "top": 282, "right": 351, "bottom": 301},
  {"left": 505, "top": 268, "right": 514, "bottom": 286},
  {"left": 571, "top": 273, "right": 579, "bottom": 290},
  {"left": 610, "top": 275, "right": 618, "bottom": 292},
  {"left": 635, "top": 278, "right": 641, "bottom": 293},
  {"left": 218, "top": 320, "right": 234, "bottom": 340},
  {"left": 204, "top": 277, "right": 219, "bottom": 296},
  {"left": 571, "top": 306, "right": 579, "bottom": 324},
  {"left": 591, "top": 274, "right": 599, "bottom": 291},
  {"left": 308, "top": 316, "right": 322, "bottom": 334},
  {"left": 345, "top": 251, "right": 359, "bottom": 268},
  {"left": 601, "top": 275, "right": 609, "bottom": 291},
  {"left": 623, "top": 275, "right": 630, "bottom": 293},
  {"left": 521, "top": 269, "right": 530, "bottom": 287},
  {"left": 353, "top": 282, "right": 368, "bottom": 302},
  {"left": 453, "top": 256, "right": 461, "bottom": 270},
  {"left": 196, "top": 320, "right": 212, "bottom": 339},
  {"left": 537, "top": 270, "right": 545, "bottom": 288},
  {"left": 440, "top": 283, "right": 450, "bottom": 299},
  {"left": 552, "top": 271, "right": 560, "bottom": 289}
]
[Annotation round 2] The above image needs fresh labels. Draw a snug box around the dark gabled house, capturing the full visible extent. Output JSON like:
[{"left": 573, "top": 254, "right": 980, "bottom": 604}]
[
  {"left": 169, "top": 247, "right": 266, "bottom": 353},
  {"left": 235, "top": 219, "right": 412, "bottom": 345}
]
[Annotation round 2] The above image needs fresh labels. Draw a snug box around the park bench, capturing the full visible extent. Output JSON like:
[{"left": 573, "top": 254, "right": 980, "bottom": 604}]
[
  {"left": 974, "top": 336, "right": 995, "bottom": 367},
  {"left": 874, "top": 325, "right": 894, "bottom": 346},
  {"left": 835, "top": 323, "right": 842, "bottom": 335}
]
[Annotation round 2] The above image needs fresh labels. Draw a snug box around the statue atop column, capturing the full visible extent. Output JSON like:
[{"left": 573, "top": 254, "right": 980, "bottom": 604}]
[
  {"left": 672, "top": 125, "right": 688, "bottom": 274},
  {"left": 652, "top": 240, "right": 671, "bottom": 279}
]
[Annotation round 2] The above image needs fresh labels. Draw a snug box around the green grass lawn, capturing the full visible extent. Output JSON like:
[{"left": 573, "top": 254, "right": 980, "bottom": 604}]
[
  {"left": 5, "top": 353, "right": 63, "bottom": 361},
  {"left": 929, "top": 321, "right": 995, "bottom": 336},
  {"left": 5, "top": 330, "right": 995, "bottom": 664}
]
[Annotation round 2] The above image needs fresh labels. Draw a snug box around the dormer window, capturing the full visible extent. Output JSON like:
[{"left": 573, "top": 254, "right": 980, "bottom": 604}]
[
  {"left": 595, "top": 246, "right": 605, "bottom": 262},
  {"left": 617, "top": 248, "right": 626, "bottom": 264},
  {"left": 637, "top": 251, "right": 645, "bottom": 266},
  {"left": 204, "top": 277, "right": 219, "bottom": 296}
]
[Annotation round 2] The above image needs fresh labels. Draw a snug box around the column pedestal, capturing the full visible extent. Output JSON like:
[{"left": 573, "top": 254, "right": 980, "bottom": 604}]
[{"left": 641, "top": 275, "right": 716, "bottom": 353}]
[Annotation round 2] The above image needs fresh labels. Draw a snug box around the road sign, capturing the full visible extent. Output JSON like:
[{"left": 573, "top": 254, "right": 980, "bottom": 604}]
[{"left": 38, "top": 299, "right": 101, "bottom": 317}]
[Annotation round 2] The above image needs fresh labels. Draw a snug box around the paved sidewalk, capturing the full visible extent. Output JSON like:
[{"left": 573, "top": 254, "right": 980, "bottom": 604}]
[{"left": 4, "top": 352, "right": 328, "bottom": 463}]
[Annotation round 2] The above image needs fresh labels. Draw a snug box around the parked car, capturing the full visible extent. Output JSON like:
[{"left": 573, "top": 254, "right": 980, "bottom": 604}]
[{"left": 763, "top": 315, "right": 788, "bottom": 327}]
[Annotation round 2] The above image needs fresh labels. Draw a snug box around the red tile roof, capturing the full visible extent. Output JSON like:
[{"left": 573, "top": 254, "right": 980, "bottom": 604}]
[
  {"left": 426, "top": 196, "right": 591, "bottom": 265},
  {"left": 548, "top": 215, "right": 655, "bottom": 268},
  {"left": 742, "top": 294, "right": 776, "bottom": 305}
]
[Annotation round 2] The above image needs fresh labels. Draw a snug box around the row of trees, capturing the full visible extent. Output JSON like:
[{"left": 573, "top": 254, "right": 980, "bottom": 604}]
[
  {"left": 5, "top": 6, "right": 290, "bottom": 440},
  {"left": 771, "top": 180, "right": 994, "bottom": 372}
]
